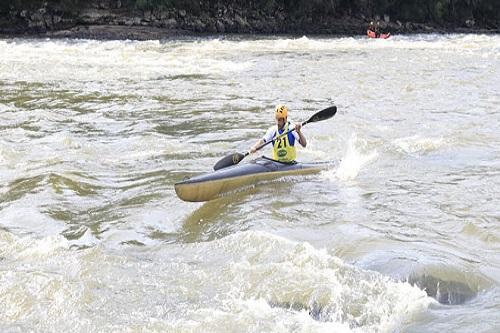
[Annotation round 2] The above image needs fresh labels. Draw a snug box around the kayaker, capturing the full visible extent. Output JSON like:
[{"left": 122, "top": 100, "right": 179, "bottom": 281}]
[
  {"left": 368, "top": 21, "right": 380, "bottom": 38},
  {"left": 368, "top": 21, "right": 375, "bottom": 32},
  {"left": 249, "top": 104, "right": 307, "bottom": 162}
]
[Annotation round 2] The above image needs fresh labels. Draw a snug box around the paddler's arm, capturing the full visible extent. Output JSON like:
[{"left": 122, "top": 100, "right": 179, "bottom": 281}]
[
  {"left": 295, "top": 123, "right": 307, "bottom": 147},
  {"left": 250, "top": 139, "right": 265, "bottom": 154}
]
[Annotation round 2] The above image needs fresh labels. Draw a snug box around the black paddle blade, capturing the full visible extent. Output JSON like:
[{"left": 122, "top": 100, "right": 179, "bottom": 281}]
[
  {"left": 305, "top": 106, "right": 337, "bottom": 124},
  {"left": 213, "top": 152, "right": 246, "bottom": 171}
]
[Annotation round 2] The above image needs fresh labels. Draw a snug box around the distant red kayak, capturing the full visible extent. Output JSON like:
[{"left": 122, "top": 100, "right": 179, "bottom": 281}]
[{"left": 367, "top": 30, "right": 391, "bottom": 39}]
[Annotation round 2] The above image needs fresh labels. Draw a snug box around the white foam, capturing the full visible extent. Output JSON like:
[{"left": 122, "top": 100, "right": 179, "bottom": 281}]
[
  {"left": 0, "top": 229, "right": 433, "bottom": 332},
  {"left": 0, "top": 38, "right": 253, "bottom": 82},
  {"left": 393, "top": 135, "right": 446, "bottom": 154},
  {"left": 176, "top": 231, "right": 433, "bottom": 332},
  {"left": 0, "top": 230, "right": 69, "bottom": 259},
  {"left": 2, "top": 35, "right": 498, "bottom": 83},
  {"left": 0, "top": 203, "right": 65, "bottom": 237}
]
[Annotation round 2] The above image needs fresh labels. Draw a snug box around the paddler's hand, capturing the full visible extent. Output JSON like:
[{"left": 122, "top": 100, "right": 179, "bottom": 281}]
[
  {"left": 295, "top": 123, "right": 302, "bottom": 133},
  {"left": 250, "top": 139, "right": 265, "bottom": 154}
]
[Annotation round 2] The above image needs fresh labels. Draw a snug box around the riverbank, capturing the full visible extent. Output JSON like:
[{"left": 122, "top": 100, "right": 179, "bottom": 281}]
[{"left": 0, "top": 2, "right": 498, "bottom": 40}]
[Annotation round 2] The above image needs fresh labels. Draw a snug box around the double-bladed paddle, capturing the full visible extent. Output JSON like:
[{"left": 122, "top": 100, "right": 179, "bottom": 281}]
[{"left": 213, "top": 105, "right": 337, "bottom": 171}]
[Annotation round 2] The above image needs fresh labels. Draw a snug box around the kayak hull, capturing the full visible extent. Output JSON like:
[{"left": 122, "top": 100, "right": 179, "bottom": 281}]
[
  {"left": 175, "top": 157, "right": 333, "bottom": 202},
  {"left": 367, "top": 30, "right": 391, "bottom": 39}
]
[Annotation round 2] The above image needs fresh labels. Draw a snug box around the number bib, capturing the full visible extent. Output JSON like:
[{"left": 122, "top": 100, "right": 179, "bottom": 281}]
[{"left": 272, "top": 122, "right": 296, "bottom": 162}]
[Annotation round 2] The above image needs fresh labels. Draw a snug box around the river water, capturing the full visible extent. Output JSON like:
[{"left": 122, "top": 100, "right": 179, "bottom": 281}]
[{"left": 1, "top": 34, "right": 499, "bottom": 332}]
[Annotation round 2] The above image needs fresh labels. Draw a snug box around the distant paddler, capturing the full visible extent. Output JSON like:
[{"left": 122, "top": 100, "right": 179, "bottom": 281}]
[
  {"left": 368, "top": 21, "right": 380, "bottom": 38},
  {"left": 367, "top": 20, "right": 391, "bottom": 39}
]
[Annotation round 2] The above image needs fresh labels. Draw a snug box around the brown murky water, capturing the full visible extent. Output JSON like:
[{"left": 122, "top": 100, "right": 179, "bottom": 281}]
[{"left": 1, "top": 34, "right": 499, "bottom": 332}]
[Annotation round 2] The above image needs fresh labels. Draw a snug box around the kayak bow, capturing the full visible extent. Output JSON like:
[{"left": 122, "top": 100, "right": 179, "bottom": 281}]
[{"left": 175, "top": 156, "right": 334, "bottom": 202}]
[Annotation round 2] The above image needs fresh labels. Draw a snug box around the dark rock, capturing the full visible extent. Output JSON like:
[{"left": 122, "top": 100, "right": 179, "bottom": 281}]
[
  {"left": 163, "top": 18, "right": 177, "bottom": 29},
  {"left": 234, "top": 13, "right": 249, "bottom": 31},
  {"left": 53, "top": 15, "right": 62, "bottom": 25},
  {"left": 215, "top": 20, "right": 225, "bottom": 33},
  {"left": 192, "top": 19, "right": 205, "bottom": 32}
]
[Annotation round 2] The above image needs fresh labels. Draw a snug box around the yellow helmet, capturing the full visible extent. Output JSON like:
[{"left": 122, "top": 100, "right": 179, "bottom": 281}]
[{"left": 274, "top": 104, "right": 288, "bottom": 119}]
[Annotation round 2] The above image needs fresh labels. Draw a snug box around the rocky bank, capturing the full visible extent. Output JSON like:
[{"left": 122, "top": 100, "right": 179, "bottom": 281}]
[{"left": 0, "top": 0, "right": 498, "bottom": 40}]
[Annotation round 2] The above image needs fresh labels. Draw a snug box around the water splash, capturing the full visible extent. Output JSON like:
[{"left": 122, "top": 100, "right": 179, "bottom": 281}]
[{"left": 324, "top": 133, "right": 378, "bottom": 181}]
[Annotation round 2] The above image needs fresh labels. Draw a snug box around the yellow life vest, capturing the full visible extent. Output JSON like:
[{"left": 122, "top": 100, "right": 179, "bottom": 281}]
[{"left": 272, "top": 121, "right": 297, "bottom": 162}]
